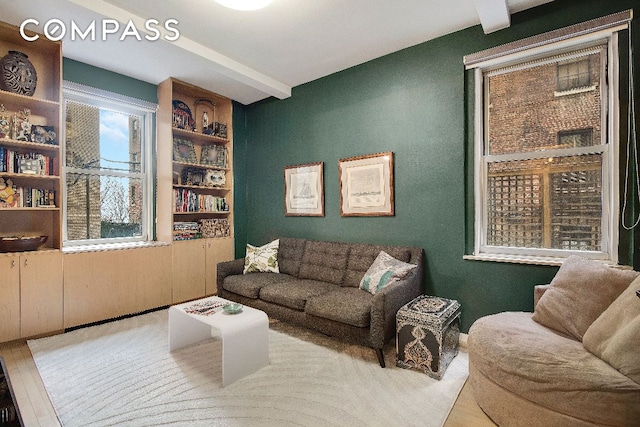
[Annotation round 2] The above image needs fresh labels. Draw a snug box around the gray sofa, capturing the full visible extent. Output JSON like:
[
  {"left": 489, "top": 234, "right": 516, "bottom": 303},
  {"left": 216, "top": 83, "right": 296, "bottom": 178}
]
[{"left": 217, "top": 237, "right": 424, "bottom": 367}]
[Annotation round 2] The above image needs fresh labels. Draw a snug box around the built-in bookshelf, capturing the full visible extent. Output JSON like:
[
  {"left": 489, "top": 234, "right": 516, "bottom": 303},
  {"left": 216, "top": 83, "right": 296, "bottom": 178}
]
[
  {"left": 158, "top": 78, "right": 233, "bottom": 242},
  {"left": 157, "top": 78, "right": 234, "bottom": 300},
  {"left": 0, "top": 21, "right": 62, "bottom": 249}
]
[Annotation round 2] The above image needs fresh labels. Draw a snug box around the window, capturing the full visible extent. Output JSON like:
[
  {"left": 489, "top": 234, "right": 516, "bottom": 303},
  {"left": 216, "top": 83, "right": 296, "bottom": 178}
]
[
  {"left": 463, "top": 11, "right": 632, "bottom": 264},
  {"left": 558, "top": 129, "right": 593, "bottom": 148},
  {"left": 63, "top": 82, "right": 156, "bottom": 246},
  {"left": 557, "top": 59, "right": 591, "bottom": 91}
]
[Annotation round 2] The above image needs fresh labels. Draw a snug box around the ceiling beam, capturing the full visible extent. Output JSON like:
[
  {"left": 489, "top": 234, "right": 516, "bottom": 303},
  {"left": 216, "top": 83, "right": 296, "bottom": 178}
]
[
  {"left": 474, "top": 0, "right": 511, "bottom": 34},
  {"left": 67, "top": 0, "right": 292, "bottom": 99}
]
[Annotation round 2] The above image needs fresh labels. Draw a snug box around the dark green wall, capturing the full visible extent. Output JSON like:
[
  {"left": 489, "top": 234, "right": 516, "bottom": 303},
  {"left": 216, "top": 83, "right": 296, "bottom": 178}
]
[
  {"left": 238, "top": 0, "right": 639, "bottom": 332},
  {"left": 62, "top": 58, "right": 157, "bottom": 103}
]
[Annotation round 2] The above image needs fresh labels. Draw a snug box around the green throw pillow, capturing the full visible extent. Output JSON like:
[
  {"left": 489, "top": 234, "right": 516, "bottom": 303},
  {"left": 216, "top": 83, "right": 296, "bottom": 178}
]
[
  {"left": 359, "top": 251, "right": 416, "bottom": 295},
  {"left": 244, "top": 239, "right": 280, "bottom": 274}
]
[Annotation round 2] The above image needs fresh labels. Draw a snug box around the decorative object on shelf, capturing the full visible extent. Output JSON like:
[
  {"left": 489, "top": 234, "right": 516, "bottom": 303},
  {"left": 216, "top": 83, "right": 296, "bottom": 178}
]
[
  {"left": 214, "top": 122, "right": 227, "bottom": 139},
  {"left": 30, "top": 125, "right": 57, "bottom": 145},
  {"left": 0, "top": 177, "right": 17, "bottom": 207},
  {"left": 0, "top": 235, "right": 48, "bottom": 252},
  {"left": 0, "top": 104, "right": 10, "bottom": 139},
  {"left": 339, "top": 151, "right": 394, "bottom": 216},
  {"left": 172, "top": 99, "right": 195, "bottom": 131},
  {"left": 204, "top": 169, "right": 226, "bottom": 187},
  {"left": 0, "top": 50, "right": 37, "bottom": 96},
  {"left": 13, "top": 109, "right": 31, "bottom": 142},
  {"left": 200, "top": 218, "right": 230, "bottom": 238},
  {"left": 200, "top": 144, "right": 227, "bottom": 168},
  {"left": 181, "top": 167, "right": 204, "bottom": 186},
  {"left": 18, "top": 157, "right": 42, "bottom": 175},
  {"left": 194, "top": 98, "right": 216, "bottom": 135},
  {"left": 172, "top": 136, "right": 196, "bottom": 163},
  {"left": 284, "top": 162, "right": 324, "bottom": 216}
]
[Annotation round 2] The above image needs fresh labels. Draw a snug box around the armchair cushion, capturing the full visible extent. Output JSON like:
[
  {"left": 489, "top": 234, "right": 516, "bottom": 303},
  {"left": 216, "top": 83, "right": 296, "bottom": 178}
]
[
  {"left": 532, "top": 256, "right": 638, "bottom": 341},
  {"left": 583, "top": 276, "right": 640, "bottom": 384}
]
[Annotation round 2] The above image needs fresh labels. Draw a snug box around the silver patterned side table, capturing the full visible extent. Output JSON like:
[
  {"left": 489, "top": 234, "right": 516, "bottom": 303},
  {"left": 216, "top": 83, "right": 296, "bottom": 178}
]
[{"left": 396, "top": 295, "right": 461, "bottom": 380}]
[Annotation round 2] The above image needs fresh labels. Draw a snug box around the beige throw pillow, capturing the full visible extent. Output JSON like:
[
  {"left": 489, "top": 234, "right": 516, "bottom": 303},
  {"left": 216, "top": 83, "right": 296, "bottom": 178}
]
[
  {"left": 359, "top": 251, "right": 416, "bottom": 295},
  {"left": 532, "top": 256, "right": 639, "bottom": 341},
  {"left": 243, "top": 239, "right": 280, "bottom": 274},
  {"left": 583, "top": 277, "right": 640, "bottom": 384}
]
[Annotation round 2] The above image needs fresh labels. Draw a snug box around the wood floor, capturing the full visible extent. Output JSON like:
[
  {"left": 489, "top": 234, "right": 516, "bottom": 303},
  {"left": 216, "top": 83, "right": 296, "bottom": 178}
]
[{"left": 0, "top": 339, "right": 496, "bottom": 427}]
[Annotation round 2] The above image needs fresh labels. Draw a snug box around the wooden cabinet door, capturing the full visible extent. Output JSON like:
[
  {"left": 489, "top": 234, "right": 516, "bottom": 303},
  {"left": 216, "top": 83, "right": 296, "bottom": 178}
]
[
  {"left": 172, "top": 239, "right": 206, "bottom": 303},
  {"left": 20, "top": 251, "right": 63, "bottom": 338},
  {"left": 0, "top": 255, "right": 21, "bottom": 342},
  {"left": 205, "top": 237, "right": 235, "bottom": 296}
]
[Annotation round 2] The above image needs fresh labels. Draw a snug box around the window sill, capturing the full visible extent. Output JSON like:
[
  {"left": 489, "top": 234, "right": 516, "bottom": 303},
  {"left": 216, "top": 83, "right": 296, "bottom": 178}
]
[
  {"left": 463, "top": 253, "right": 565, "bottom": 266},
  {"left": 62, "top": 241, "right": 171, "bottom": 254},
  {"left": 463, "top": 253, "right": 624, "bottom": 267}
]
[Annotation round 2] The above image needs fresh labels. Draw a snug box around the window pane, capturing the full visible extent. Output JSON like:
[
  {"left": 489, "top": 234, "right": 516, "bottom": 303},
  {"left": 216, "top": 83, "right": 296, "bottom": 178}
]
[
  {"left": 65, "top": 101, "right": 142, "bottom": 173},
  {"left": 486, "top": 154, "right": 602, "bottom": 250},
  {"left": 66, "top": 173, "right": 143, "bottom": 240},
  {"left": 487, "top": 50, "right": 602, "bottom": 156}
]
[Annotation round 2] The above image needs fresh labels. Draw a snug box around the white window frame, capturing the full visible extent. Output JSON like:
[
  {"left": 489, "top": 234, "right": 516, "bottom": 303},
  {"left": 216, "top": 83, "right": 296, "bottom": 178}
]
[
  {"left": 466, "top": 26, "right": 625, "bottom": 265},
  {"left": 62, "top": 81, "right": 157, "bottom": 247}
]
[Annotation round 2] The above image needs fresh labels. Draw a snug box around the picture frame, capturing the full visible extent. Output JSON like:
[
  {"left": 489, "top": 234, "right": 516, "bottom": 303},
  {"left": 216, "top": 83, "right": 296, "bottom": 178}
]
[
  {"left": 339, "top": 151, "right": 394, "bottom": 216},
  {"left": 200, "top": 144, "right": 227, "bottom": 168},
  {"left": 284, "top": 162, "right": 324, "bottom": 216},
  {"left": 172, "top": 137, "right": 197, "bottom": 163}
]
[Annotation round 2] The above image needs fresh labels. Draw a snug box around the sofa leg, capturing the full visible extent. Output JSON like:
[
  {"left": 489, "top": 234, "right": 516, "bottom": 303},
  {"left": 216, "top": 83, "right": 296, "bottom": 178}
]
[{"left": 375, "top": 348, "right": 385, "bottom": 368}]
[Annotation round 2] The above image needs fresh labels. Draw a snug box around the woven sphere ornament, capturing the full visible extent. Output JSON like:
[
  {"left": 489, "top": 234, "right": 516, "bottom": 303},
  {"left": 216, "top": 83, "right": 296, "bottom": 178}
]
[{"left": 0, "top": 50, "right": 38, "bottom": 96}]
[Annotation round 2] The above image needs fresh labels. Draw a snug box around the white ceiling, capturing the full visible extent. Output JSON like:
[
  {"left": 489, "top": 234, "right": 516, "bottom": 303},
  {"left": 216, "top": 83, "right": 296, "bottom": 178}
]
[{"left": 0, "top": 0, "right": 553, "bottom": 104}]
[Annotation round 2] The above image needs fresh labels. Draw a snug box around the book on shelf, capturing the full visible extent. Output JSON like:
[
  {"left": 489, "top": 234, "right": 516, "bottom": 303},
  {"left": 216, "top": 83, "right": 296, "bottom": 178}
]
[
  {"left": 173, "top": 221, "right": 201, "bottom": 240},
  {"left": 0, "top": 185, "right": 56, "bottom": 208},
  {"left": 0, "top": 146, "right": 56, "bottom": 176},
  {"left": 173, "top": 188, "right": 228, "bottom": 213}
]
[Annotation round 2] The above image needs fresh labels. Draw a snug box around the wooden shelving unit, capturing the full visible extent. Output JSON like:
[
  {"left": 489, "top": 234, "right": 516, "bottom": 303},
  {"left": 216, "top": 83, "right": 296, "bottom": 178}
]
[
  {"left": 157, "top": 77, "right": 235, "bottom": 301},
  {"left": 0, "top": 21, "right": 62, "bottom": 249}
]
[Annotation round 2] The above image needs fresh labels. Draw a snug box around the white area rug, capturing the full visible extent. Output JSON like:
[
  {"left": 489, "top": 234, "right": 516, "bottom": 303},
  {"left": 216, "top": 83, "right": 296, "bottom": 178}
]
[{"left": 28, "top": 309, "right": 468, "bottom": 427}]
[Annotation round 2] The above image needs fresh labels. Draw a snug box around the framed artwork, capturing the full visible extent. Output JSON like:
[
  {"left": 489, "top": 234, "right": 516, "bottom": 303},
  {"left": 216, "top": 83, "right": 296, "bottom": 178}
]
[
  {"left": 284, "top": 162, "right": 324, "bottom": 216},
  {"left": 339, "top": 151, "right": 394, "bottom": 216},
  {"left": 173, "top": 137, "right": 196, "bottom": 163}
]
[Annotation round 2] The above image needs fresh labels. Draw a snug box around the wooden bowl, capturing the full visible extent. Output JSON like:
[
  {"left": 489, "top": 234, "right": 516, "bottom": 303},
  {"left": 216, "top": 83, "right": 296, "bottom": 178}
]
[{"left": 0, "top": 236, "right": 48, "bottom": 252}]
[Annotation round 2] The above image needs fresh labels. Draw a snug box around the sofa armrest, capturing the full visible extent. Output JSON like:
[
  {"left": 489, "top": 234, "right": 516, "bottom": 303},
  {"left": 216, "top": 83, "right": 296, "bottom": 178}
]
[
  {"left": 533, "top": 284, "right": 551, "bottom": 309},
  {"left": 369, "top": 271, "right": 422, "bottom": 348},
  {"left": 217, "top": 258, "right": 245, "bottom": 290}
]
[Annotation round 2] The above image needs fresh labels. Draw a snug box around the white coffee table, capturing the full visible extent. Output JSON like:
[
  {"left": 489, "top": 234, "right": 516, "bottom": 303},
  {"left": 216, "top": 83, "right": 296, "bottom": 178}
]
[{"left": 168, "top": 296, "right": 269, "bottom": 387}]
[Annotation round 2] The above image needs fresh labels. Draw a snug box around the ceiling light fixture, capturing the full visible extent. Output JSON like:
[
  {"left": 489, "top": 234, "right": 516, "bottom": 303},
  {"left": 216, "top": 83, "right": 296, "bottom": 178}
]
[{"left": 214, "top": 0, "right": 273, "bottom": 11}]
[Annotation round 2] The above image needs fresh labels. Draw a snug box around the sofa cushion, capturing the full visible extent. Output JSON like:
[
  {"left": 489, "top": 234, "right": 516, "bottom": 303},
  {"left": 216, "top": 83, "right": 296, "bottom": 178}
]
[
  {"left": 298, "top": 241, "right": 349, "bottom": 285},
  {"left": 306, "top": 287, "right": 373, "bottom": 328},
  {"left": 223, "top": 272, "right": 296, "bottom": 299},
  {"left": 583, "top": 276, "right": 640, "bottom": 384},
  {"left": 359, "top": 251, "right": 416, "bottom": 295},
  {"left": 277, "top": 237, "right": 307, "bottom": 277},
  {"left": 243, "top": 239, "right": 280, "bottom": 273},
  {"left": 532, "top": 256, "right": 639, "bottom": 341},
  {"left": 469, "top": 312, "right": 640, "bottom": 426},
  {"left": 260, "top": 280, "right": 337, "bottom": 311},
  {"left": 343, "top": 243, "right": 412, "bottom": 288}
]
